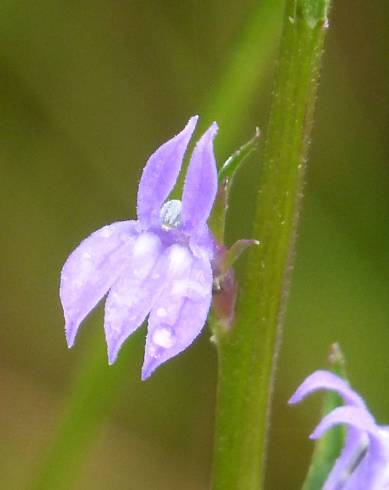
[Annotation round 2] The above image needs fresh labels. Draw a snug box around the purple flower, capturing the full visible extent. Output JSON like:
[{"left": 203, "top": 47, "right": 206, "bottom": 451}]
[
  {"left": 289, "top": 370, "right": 389, "bottom": 490},
  {"left": 60, "top": 115, "right": 219, "bottom": 379}
]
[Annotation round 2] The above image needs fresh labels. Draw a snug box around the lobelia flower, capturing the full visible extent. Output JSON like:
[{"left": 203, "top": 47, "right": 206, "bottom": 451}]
[
  {"left": 289, "top": 370, "right": 389, "bottom": 490},
  {"left": 60, "top": 115, "right": 219, "bottom": 379}
]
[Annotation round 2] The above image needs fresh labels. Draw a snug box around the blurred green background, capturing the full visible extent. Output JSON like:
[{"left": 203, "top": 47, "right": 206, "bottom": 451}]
[{"left": 1, "top": 1, "right": 388, "bottom": 489}]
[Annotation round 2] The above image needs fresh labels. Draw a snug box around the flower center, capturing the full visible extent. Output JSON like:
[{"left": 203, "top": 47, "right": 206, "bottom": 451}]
[{"left": 160, "top": 199, "right": 182, "bottom": 229}]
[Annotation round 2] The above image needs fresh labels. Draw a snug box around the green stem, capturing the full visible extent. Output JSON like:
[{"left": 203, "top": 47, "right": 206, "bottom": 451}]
[{"left": 211, "top": 1, "right": 331, "bottom": 489}]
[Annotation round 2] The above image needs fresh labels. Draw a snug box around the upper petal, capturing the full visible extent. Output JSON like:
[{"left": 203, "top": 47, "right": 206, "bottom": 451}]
[
  {"left": 60, "top": 221, "right": 138, "bottom": 347},
  {"left": 181, "top": 122, "right": 218, "bottom": 232},
  {"left": 289, "top": 370, "right": 367, "bottom": 408},
  {"left": 142, "top": 248, "right": 212, "bottom": 379},
  {"left": 104, "top": 232, "right": 165, "bottom": 364},
  {"left": 136, "top": 116, "right": 198, "bottom": 227}
]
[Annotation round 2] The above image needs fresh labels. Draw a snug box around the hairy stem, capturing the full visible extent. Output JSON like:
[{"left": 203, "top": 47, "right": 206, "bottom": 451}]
[{"left": 211, "top": 1, "right": 331, "bottom": 488}]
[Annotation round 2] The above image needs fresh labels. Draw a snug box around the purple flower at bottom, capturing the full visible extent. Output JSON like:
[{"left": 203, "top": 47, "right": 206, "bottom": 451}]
[
  {"left": 60, "top": 115, "right": 219, "bottom": 379},
  {"left": 289, "top": 370, "right": 389, "bottom": 490}
]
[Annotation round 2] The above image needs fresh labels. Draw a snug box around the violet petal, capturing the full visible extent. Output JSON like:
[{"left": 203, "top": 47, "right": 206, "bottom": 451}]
[
  {"left": 323, "top": 428, "right": 364, "bottom": 490},
  {"left": 314, "top": 406, "right": 388, "bottom": 490},
  {"left": 142, "top": 249, "right": 212, "bottom": 379},
  {"left": 136, "top": 116, "right": 198, "bottom": 228},
  {"left": 310, "top": 406, "right": 376, "bottom": 440},
  {"left": 344, "top": 444, "right": 389, "bottom": 490},
  {"left": 181, "top": 122, "right": 218, "bottom": 232},
  {"left": 288, "top": 370, "right": 367, "bottom": 408},
  {"left": 104, "top": 232, "right": 164, "bottom": 364},
  {"left": 60, "top": 221, "right": 138, "bottom": 347}
]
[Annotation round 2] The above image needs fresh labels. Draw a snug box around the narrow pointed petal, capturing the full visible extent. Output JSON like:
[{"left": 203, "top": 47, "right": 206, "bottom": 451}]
[
  {"left": 181, "top": 122, "right": 218, "bottom": 231},
  {"left": 136, "top": 116, "right": 198, "bottom": 227},
  {"left": 310, "top": 406, "right": 376, "bottom": 441},
  {"left": 289, "top": 370, "right": 366, "bottom": 408},
  {"left": 60, "top": 221, "right": 138, "bottom": 347},
  {"left": 142, "top": 251, "right": 212, "bottom": 379},
  {"left": 104, "top": 232, "right": 164, "bottom": 364}
]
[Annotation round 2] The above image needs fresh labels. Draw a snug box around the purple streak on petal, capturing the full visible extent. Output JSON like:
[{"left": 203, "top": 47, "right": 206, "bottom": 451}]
[
  {"left": 60, "top": 221, "right": 138, "bottom": 348},
  {"left": 315, "top": 407, "right": 388, "bottom": 490},
  {"left": 104, "top": 232, "right": 165, "bottom": 364},
  {"left": 343, "top": 450, "right": 388, "bottom": 490},
  {"left": 288, "top": 370, "right": 366, "bottom": 408},
  {"left": 141, "top": 251, "right": 212, "bottom": 379},
  {"left": 136, "top": 116, "right": 198, "bottom": 227},
  {"left": 323, "top": 428, "right": 363, "bottom": 490},
  {"left": 359, "top": 430, "right": 389, "bottom": 485},
  {"left": 181, "top": 122, "right": 218, "bottom": 231},
  {"left": 343, "top": 436, "right": 389, "bottom": 490}
]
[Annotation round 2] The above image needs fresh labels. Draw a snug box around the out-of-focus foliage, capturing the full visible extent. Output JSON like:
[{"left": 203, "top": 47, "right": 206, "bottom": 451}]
[{"left": 0, "top": 1, "right": 388, "bottom": 489}]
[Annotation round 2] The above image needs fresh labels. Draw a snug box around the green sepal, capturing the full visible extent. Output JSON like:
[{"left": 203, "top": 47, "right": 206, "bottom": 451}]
[
  {"left": 222, "top": 239, "right": 259, "bottom": 275},
  {"left": 208, "top": 180, "right": 228, "bottom": 243},
  {"left": 217, "top": 127, "right": 261, "bottom": 184},
  {"left": 209, "top": 130, "right": 261, "bottom": 243},
  {"left": 301, "top": 343, "right": 347, "bottom": 490}
]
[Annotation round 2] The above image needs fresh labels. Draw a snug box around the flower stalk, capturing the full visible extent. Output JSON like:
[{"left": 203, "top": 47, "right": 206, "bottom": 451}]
[{"left": 211, "top": 0, "right": 331, "bottom": 489}]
